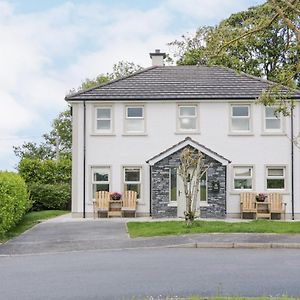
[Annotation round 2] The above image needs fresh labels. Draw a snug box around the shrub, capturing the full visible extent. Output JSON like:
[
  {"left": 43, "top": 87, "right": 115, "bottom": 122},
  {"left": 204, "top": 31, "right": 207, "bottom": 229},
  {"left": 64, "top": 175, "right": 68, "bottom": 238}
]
[
  {"left": 18, "top": 158, "right": 71, "bottom": 211},
  {"left": 18, "top": 158, "right": 71, "bottom": 184},
  {"left": 0, "top": 172, "right": 31, "bottom": 236},
  {"left": 28, "top": 183, "right": 71, "bottom": 211}
]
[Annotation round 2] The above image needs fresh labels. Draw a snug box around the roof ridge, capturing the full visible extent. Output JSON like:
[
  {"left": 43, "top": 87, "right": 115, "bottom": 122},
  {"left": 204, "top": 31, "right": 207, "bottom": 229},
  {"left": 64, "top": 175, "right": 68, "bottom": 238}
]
[{"left": 65, "top": 66, "right": 158, "bottom": 100}]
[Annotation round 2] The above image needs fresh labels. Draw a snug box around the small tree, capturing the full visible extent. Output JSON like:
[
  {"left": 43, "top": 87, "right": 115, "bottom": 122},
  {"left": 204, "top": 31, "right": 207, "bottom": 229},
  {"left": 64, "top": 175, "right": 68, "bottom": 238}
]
[{"left": 178, "top": 148, "right": 210, "bottom": 226}]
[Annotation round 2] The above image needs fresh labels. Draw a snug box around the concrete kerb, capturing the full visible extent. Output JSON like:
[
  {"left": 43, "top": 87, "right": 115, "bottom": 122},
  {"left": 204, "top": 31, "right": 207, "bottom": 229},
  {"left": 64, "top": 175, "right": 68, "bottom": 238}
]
[{"left": 169, "top": 242, "right": 300, "bottom": 249}]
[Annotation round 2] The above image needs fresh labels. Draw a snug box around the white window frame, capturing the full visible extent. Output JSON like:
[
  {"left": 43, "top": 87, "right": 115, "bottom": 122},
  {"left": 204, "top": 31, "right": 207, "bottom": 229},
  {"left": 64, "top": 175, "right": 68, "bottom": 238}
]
[
  {"left": 94, "top": 106, "right": 113, "bottom": 134},
  {"left": 91, "top": 166, "right": 111, "bottom": 199},
  {"left": 124, "top": 105, "right": 145, "bottom": 134},
  {"left": 169, "top": 167, "right": 178, "bottom": 204},
  {"left": 263, "top": 106, "right": 283, "bottom": 134},
  {"left": 123, "top": 166, "right": 142, "bottom": 200},
  {"left": 230, "top": 104, "right": 251, "bottom": 134},
  {"left": 265, "top": 166, "right": 286, "bottom": 191},
  {"left": 199, "top": 171, "right": 208, "bottom": 205},
  {"left": 177, "top": 104, "right": 198, "bottom": 132},
  {"left": 232, "top": 165, "right": 254, "bottom": 191}
]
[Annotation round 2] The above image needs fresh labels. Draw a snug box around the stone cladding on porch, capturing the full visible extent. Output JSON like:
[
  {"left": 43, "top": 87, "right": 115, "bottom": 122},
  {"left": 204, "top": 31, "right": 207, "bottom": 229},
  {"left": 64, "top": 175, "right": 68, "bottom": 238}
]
[{"left": 151, "top": 147, "right": 226, "bottom": 218}]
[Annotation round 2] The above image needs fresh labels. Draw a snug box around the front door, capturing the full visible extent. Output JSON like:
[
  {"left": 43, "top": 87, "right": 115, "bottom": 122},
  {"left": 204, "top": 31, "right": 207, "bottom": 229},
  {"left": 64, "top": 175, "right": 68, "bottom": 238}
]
[{"left": 177, "top": 170, "right": 207, "bottom": 218}]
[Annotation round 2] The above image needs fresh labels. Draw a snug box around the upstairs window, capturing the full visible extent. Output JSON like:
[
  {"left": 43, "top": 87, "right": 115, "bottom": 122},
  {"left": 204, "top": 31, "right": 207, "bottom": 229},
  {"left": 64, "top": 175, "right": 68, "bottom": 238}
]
[
  {"left": 95, "top": 107, "right": 112, "bottom": 133},
  {"left": 233, "top": 166, "right": 253, "bottom": 190},
  {"left": 231, "top": 105, "right": 251, "bottom": 132},
  {"left": 125, "top": 106, "right": 145, "bottom": 133},
  {"left": 264, "top": 106, "right": 282, "bottom": 132},
  {"left": 178, "top": 105, "right": 198, "bottom": 132}
]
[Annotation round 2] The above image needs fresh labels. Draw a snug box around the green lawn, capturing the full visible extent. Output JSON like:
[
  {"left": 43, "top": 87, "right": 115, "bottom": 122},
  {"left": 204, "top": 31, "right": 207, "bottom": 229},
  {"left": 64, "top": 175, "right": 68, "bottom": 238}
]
[
  {"left": 0, "top": 210, "right": 69, "bottom": 243},
  {"left": 127, "top": 220, "right": 300, "bottom": 238}
]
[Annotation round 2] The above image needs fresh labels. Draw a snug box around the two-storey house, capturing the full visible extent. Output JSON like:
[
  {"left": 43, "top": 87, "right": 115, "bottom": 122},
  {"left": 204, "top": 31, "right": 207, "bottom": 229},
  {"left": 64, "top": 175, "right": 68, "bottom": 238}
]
[{"left": 66, "top": 50, "right": 300, "bottom": 219}]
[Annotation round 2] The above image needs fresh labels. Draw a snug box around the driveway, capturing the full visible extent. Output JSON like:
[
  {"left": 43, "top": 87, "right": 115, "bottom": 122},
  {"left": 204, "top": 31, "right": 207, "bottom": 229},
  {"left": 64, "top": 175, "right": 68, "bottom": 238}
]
[
  {"left": 2, "top": 215, "right": 300, "bottom": 255},
  {"left": 0, "top": 216, "right": 194, "bottom": 255},
  {"left": 0, "top": 218, "right": 128, "bottom": 255}
]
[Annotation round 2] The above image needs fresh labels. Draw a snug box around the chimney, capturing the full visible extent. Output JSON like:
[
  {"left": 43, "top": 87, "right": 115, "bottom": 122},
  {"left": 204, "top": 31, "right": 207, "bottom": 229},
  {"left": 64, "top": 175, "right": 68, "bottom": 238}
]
[{"left": 149, "top": 49, "right": 166, "bottom": 66}]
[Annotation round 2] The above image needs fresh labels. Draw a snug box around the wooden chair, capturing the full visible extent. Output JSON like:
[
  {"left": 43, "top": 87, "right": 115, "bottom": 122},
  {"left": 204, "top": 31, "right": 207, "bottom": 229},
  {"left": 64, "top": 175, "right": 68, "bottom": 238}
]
[
  {"left": 240, "top": 192, "right": 256, "bottom": 219},
  {"left": 94, "top": 191, "right": 110, "bottom": 218},
  {"left": 268, "top": 193, "right": 286, "bottom": 220},
  {"left": 121, "top": 190, "right": 137, "bottom": 217}
]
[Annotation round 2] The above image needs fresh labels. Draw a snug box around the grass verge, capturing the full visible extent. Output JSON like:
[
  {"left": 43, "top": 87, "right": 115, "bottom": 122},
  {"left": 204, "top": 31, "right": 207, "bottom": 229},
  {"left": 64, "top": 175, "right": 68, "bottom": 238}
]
[
  {"left": 127, "top": 220, "right": 300, "bottom": 238},
  {"left": 0, "top": 210, "right": 69, "bottom": 243}
]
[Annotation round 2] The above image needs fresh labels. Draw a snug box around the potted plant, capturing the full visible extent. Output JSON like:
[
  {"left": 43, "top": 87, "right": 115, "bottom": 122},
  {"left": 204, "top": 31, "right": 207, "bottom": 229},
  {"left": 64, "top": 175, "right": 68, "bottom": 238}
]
[
  {"left": 256, "top": 193, "right": 267, "bottom": 202},
  {"left": 111, "top": 192, "right": 122, "bottom": 200}
]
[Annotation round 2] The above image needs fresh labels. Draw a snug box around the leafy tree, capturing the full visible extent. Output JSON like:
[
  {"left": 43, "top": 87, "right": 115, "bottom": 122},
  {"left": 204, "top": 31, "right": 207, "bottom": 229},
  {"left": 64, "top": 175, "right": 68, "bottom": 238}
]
[
  {"left": 168, "top": 26, "right": 214, "bottom": 66},
  {"left": 169, "top": 1, "right": 300, "bottom": 114},
  {"left": 178, "top": 148, "right": 209, "bottom": 226},
  {"left": 43, "top": 109, "right": 72, "bottom": 160},
  {"left": 79, "top": 74, "right": 109, "bottom": 92},
  {"left": 109, "top": 61, "right": 143, "bottom": 80}
]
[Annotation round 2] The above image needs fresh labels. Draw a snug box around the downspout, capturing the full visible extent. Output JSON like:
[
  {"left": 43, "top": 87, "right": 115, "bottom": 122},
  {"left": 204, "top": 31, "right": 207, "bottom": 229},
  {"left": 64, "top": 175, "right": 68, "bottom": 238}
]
[
  {"left": 224, "top": 165, "right": 227, "bottom": 215},
  {"left": 83, "top": 101, "right": 86, "bottom": 218},
  {"left": 291, "top": 107, "right": 295, "bottom": 220},
  {"left": 149, "top": 165, "right": 152, "bottom": 216}
]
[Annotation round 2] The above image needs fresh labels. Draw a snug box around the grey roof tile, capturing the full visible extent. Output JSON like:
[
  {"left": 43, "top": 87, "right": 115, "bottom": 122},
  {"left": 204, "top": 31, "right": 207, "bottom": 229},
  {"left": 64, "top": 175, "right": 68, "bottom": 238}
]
[{"left": 66, "top": 65, "right": 300, "bottom": 101}]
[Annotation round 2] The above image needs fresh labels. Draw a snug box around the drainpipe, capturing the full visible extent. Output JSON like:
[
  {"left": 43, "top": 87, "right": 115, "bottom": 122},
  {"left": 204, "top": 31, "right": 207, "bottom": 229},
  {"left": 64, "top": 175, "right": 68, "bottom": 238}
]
[
  {"left": 291, "top": 107, "right": 295, "bottom": 220},
  {"left": 224, "top": 166, "right": 227, "bottom": 215},
  {"left": 83, "top": 101, "right": 86, "bottom": 218},
  {"left": 149, "top": 165, "right": 152, "bottom": 216}
]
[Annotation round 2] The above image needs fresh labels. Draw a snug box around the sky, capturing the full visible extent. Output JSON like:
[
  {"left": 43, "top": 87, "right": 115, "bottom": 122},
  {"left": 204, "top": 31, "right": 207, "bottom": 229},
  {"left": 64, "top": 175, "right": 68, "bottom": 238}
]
[{"left": 0, "top": 0, "right": 265, "bottom": 171}]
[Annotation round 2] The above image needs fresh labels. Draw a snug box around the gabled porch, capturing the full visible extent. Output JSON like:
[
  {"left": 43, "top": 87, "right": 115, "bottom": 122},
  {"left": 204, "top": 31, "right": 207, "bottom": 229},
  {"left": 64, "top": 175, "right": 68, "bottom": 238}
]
[{"left": 147, "top": 137, "right": 231, "bottom": 219}]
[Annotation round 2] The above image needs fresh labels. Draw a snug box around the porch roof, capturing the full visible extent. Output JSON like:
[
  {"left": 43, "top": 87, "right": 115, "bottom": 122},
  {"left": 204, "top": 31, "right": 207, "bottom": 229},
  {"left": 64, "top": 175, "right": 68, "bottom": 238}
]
[{"left": 146, "top": 137, "right": 231, "bottom": 166}]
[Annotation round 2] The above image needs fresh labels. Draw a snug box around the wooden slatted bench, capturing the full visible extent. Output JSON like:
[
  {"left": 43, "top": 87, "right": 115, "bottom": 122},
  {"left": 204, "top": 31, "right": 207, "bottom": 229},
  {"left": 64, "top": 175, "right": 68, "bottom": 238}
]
[
  {"left": 240, "top": 192, "right": 256, "bottom": 219},
  {"left": 268, "top": 193, "right": 286, "bottom": 220}
]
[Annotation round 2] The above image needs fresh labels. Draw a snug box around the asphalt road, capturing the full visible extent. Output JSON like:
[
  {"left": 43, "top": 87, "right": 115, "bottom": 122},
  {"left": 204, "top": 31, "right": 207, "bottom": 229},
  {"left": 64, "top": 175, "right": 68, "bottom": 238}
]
[{"left": 1, "top": 248, "right": 300, "bottom": 299}]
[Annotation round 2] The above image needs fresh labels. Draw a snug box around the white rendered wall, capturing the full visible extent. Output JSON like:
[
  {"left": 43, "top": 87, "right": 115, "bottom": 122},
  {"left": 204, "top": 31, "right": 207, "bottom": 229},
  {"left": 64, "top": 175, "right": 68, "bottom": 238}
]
[{"left": 71, "top": 100, "right": 299, "bottom": 218}]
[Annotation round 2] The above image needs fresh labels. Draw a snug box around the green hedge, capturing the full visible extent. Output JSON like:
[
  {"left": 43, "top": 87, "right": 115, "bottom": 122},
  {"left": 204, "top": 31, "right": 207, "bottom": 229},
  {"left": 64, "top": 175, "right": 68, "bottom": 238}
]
[
  {"left": 18, "top": 158, "right": 71, "bottom": 184},
  {"left": 0, "top": 172, "right": 31, "bottom": 236},
  {"left": 28, "top": 183, "right": 71, "bottom": 211},
  {"left": 18, "top": 158, "right": 71, "bottom": 211}
]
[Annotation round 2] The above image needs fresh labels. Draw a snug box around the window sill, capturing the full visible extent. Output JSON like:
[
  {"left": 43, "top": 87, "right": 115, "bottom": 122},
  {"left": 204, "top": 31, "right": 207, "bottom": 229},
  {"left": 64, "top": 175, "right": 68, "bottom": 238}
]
[
  {"left": 230, "top": 190, "right": 253, "bottom": 195},
  {"left": 122, "top": 133, "right": 148, "bottom": 136},
  {"left": 175, "top": 131, "right": 200, "bottom": 135},
  {"left": 168, "top": 203, "right": 178, "bottom": 207},
  {"left": 91, "top": 133, "right": 116, "bottom": 136},
  {"left": 266, "top": 190, "right": 289, "bottom": 195},
  {"left": 199, "top": 203, "right": 210, "bottom": 207},
  {"left": 261, "top": 132, "right": 286, "bottom": 136},
  {"left": 228, "top": 132, "right": 254, "bottom": 136}
]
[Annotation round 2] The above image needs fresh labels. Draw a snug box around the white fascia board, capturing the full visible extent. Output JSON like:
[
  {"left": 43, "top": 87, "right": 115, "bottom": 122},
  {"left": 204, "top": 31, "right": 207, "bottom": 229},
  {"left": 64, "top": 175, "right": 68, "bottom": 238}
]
[{"left": 147, "top": 139, "right": 230, "bottom": 166}]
